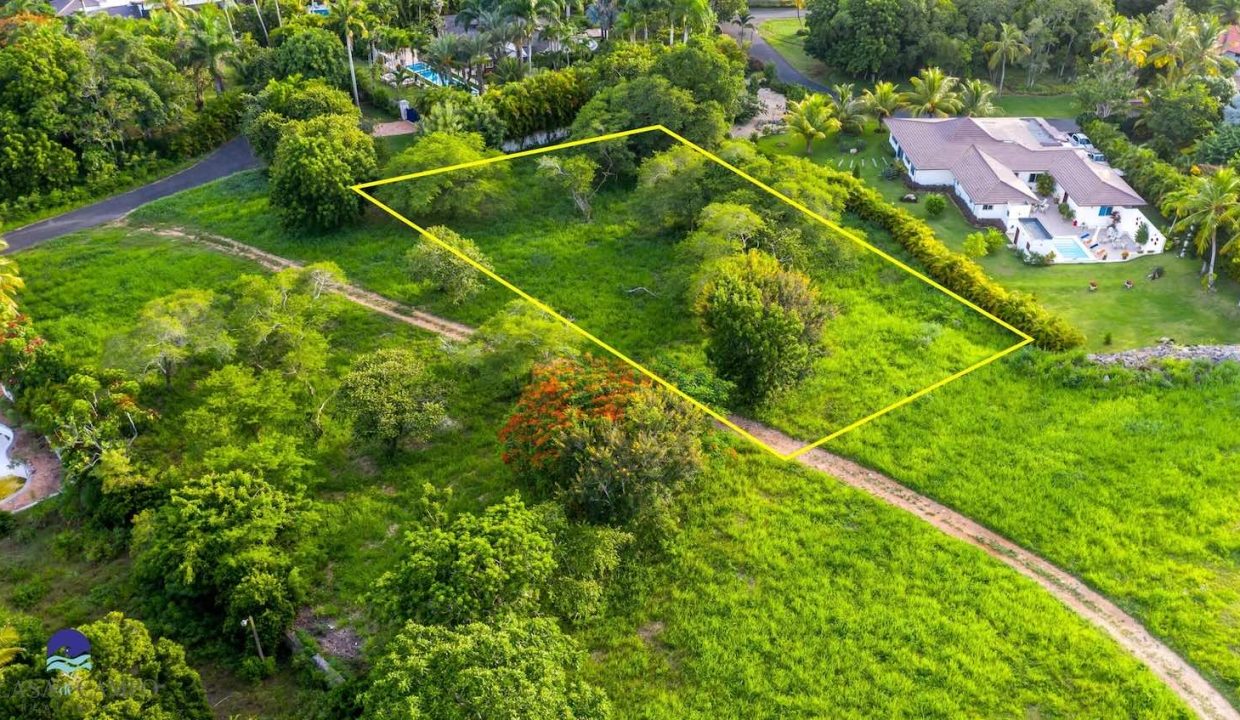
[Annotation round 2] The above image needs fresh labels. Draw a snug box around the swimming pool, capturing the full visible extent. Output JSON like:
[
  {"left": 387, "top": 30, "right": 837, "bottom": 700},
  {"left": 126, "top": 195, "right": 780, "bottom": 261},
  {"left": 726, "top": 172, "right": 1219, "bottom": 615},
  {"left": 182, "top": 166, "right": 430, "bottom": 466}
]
[
  {"left": 407, "top": 62, "right": 450, "bottom": 86},
  {"left": 1051, "top": 237, "right": 1090, "bottom": 261},
  {"left": 1018, "top": 217, "right": 1052, "bottom": 240}
]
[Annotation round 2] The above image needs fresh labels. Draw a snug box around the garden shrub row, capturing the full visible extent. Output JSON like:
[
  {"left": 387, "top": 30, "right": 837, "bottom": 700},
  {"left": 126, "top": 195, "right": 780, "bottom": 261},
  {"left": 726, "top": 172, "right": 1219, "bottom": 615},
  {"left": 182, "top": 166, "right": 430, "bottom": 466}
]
[
  {"left": 484, "top": 67, "right": 595, "bottom": 142},
  {"left": 845, "top": 183, "right": 1086, "bottom": 350}
]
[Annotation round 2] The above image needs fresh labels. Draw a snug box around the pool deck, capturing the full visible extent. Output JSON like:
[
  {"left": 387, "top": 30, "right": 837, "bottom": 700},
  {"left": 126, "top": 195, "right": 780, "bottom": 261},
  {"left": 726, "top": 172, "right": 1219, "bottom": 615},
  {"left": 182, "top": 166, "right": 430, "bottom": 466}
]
[{"left": 1014, "top": 208, "right": 1165, "bottom": 264}]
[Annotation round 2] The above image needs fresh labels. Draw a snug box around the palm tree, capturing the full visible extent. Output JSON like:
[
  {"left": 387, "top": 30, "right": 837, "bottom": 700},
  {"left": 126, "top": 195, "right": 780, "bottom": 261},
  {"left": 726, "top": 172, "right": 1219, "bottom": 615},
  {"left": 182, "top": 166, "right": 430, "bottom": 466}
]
[
  {"left": 1146, "top": 8, "right": 1195, "bottom": 83},
  {"left": 247, "top": 0, "right": 270, "bottom": 44},
  {"left": 1214, "top": 0, "right": 1240, "bottom": 25},
  {"left": 504, "top": 0, "right": 561, "bottom": 66},
  {"left": 185, "top": 9, "right": 234, "bottom": 106},
  {"left": 154, "top": 0, "right": 191, "bottom": 28},
  {"left": 860, "top": 81, "right": 903, "bottom": 120},
  {"left": 982, "top": 22, "right": 1029, "bottom": 96},
  {"left": 459, "top": 32, "right": 491, "bottom": 86},
  {"left": 959, "top": 79, "right": 998, "bottom": 117},
  {"left": 784, "top": 94, "right": 840, "bottom": 155},
  {"left": 904, "top": 67, "right": 963, "bottom": 117},
  {"left": 425, "top": 33, "right": 461, "bottom": 82},
  {"left": 0, "top": 626, "right": 23, "bottom": 668},
  {"left": 1092, "top": 15, "right": 1151, "bottom": 69},
  {"left": 1161, "top": 167, "right": 1240, "bottom": 291},
  {"left": 0, "top": 242, "right": 23, "bottom": 321},
  {"left": 827, "top": 83, "right": 867, "bottom": 133},
  {"left": 455, "top": 0, "right": 489, "bottom": 29},
  {"left": 672, "top": 0, "right": 709, "bottom": 43},
  {"left": 734, "top": 10, "right": 754, "bottom": 42},
  {"left": 328, "top": 0, "right": 373, "bottom": 107},
  {"left": 586, "top": 0, "right": 619, "bottom": 39}
]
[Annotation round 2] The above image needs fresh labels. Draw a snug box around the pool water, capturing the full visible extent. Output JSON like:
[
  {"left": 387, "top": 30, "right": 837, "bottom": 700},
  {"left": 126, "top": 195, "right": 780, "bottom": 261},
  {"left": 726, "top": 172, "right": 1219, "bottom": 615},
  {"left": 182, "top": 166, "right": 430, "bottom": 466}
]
[
  {"left": 408, "top": 62, "right": 450, "bottom": 86},
  {"left": 1051, "top": 237, "right": 1090, "bottom": 261},
  {"left": 1018, "top": 217, "right": 1052, "bottom": 240}
]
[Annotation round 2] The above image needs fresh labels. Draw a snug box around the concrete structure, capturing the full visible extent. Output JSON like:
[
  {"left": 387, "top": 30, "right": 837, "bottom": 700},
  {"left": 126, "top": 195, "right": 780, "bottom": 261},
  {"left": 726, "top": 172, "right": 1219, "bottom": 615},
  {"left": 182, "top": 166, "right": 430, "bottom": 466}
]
[{"left": 885, "top": 116, "right": 1165, "bottom": 263}]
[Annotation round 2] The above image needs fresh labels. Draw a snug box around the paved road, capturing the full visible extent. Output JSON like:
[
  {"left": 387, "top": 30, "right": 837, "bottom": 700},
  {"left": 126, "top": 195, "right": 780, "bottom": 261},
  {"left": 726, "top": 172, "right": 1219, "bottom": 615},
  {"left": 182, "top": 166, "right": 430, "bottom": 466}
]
[
  {"left": 2, "top": 136, "right": 259, "bottom": 251},
  {"left": 721, "top": 9, "right": 831, "bottom": 94}
]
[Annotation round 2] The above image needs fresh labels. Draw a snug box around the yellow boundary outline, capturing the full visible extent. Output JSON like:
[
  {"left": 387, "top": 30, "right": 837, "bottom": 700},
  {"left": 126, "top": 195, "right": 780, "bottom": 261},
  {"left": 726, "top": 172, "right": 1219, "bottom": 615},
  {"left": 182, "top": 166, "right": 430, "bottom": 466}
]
[{"left": 353, "top": 126, "right": 1033, "bottom": 460}]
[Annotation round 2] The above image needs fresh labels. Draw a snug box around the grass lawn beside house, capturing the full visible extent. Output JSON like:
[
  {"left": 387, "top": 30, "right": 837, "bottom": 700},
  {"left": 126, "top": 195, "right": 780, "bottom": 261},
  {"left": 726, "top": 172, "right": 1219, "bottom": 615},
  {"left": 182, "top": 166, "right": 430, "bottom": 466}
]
[{"left": 758, "top": 129, "right": 1240, "bottom": 350}]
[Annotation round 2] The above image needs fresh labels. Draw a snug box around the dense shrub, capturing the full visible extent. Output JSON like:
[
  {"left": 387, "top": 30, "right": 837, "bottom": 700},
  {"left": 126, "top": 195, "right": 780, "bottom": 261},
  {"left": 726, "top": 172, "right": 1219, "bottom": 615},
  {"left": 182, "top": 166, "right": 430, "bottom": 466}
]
[
  {"left": 484, "top": 67, "right": 594, "bottom": 141},
  {"left": 243, "top": 77, "right": 358, "bottom": 164},
  {"left": 924, "top": 192, "right": 946, "bottom": 217},
  {"left": 336, "top": 348, "right": 446, "bottom": 451},
  {"left": 1194, "top": 123, "right": 1240, "bottom": 165},
  {"left": 269, "top": 114, "right": 377, "bottom": 231},
  {"left": 382, "top": 132, "right": 509, "bottom": 220},
  {"left": 500, "top": 357, "right": 704, "bottom": 534},
  {"left": 1083, "top": 120, "right": 1190, "bottom": 208},
  {"left": 370, "top": 492, "right": 555, "bottom": 626},
  {"left": 406, "top": 225, "right": 493, "bottom": 304},
  {"left": 171, "top": 90, "right": 246, "bottom": 159},
  {"left": 273, "top": 28, "right": 348, "bottom": 87},
  {"left": 696, "top": 250, "right": 830, "bottom": 404}
]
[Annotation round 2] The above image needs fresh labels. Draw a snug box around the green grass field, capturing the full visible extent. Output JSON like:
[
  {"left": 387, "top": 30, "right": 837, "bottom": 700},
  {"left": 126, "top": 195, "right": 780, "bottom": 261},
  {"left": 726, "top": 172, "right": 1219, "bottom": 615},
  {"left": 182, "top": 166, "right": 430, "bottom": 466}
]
[
  {"left": 132, "top": 164, "right": 1018, "bottom": 448},
  {"left": 4, "top": 227, "right": 1196, "bottom": 718},
  {"left": 758, "top": 130, "right": 1240, "bottom": 350}
]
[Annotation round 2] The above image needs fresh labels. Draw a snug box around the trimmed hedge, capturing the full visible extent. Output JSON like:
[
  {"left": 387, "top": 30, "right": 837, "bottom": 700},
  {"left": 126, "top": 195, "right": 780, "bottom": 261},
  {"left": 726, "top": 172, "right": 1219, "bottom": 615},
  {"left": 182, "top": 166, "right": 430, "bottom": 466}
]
[{"left": 845, "top": 183, "right": 1086, "bottom": 350}]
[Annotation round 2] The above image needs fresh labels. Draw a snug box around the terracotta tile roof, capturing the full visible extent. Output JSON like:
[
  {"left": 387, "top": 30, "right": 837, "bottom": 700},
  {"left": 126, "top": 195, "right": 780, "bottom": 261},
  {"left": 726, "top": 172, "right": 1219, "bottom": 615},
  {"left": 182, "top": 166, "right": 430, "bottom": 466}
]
[
  {"left": 1219, "top": 25, "right": 1240, "bottom": 56},
  {"left": 885, "top": 116, "right": 1146, "bottom": 207}
]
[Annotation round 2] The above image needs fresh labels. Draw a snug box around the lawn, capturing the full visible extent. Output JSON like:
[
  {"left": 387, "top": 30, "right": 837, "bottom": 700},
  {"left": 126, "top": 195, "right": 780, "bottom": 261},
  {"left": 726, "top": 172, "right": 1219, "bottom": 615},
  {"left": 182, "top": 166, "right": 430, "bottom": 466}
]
[
  {"left": 754, "top": 18, "right": 837, "bottom": 86},
  {"left": 758, "top": 129, "right": 1240, "bottom": 350},
  {"left": 132, "top": 161, "right": 1018, "bottom": 448},
  {"left": 5, "top": 227, "right": 1195, "bottom": 718}
]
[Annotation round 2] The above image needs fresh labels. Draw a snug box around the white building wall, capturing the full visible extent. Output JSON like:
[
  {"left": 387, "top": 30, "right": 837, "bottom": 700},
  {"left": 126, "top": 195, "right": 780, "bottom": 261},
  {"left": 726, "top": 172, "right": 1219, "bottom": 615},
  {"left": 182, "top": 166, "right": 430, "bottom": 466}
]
[{"left": 908, "top": 168, "right": 955, "bottom": 187}]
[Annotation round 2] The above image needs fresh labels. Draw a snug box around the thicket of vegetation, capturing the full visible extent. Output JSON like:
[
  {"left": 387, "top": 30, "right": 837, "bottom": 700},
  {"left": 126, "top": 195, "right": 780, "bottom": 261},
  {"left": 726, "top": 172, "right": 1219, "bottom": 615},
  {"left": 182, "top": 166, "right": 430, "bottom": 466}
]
[{"left": 0, "top": 228, "right": 1196, "bottom": 719}]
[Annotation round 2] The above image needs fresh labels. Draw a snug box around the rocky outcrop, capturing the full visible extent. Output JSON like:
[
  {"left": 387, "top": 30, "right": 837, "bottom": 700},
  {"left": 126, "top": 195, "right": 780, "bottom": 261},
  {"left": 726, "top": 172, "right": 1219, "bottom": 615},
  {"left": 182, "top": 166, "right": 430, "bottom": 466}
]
[{"left": 1089, "top": 340, "right": 1240, "bottom": 368}]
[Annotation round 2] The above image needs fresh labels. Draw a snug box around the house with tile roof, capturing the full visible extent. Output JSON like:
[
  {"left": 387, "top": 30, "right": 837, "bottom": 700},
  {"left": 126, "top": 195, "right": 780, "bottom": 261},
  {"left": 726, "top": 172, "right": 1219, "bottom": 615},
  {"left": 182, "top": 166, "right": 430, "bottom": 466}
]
[{"left": 884, "top": 116, "right": 1165, "bottom": 263}]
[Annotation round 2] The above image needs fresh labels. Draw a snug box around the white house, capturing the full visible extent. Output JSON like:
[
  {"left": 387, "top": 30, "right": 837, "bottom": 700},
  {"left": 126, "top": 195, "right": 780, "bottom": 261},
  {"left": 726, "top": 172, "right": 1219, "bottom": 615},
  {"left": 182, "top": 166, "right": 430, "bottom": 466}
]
[{"left": 885, "top": 116, "right": 1165, "bottom": 263}]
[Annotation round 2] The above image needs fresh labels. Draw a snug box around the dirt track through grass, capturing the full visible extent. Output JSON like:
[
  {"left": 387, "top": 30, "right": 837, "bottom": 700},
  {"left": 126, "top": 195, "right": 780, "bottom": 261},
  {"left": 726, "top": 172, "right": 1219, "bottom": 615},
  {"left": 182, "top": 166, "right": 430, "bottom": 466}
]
[{"left": 144, "top": 222, "right": 1239, "bottom": 720}]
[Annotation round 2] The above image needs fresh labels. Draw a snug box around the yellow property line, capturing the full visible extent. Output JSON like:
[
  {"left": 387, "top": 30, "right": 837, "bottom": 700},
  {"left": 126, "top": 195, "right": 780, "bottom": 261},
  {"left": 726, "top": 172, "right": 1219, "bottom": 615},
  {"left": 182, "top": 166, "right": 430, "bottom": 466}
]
[{"left": 352, "top": 126, "right": 1031, "bottom": 460}]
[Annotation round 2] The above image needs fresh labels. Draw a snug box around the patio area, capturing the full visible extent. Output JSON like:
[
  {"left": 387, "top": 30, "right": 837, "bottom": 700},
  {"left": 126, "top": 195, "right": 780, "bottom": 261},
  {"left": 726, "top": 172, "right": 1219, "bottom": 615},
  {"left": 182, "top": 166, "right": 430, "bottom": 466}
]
[{"left": 1015, "top": 206, "right": 1166, "bottom": 264}]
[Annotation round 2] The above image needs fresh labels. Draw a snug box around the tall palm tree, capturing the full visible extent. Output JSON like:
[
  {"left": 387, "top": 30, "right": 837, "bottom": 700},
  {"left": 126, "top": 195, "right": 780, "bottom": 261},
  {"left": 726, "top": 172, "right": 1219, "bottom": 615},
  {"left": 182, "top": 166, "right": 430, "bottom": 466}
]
[
  {"left": 328, "top": 0, "right": 373, "bottom": 107},
  {"left": 248, "top": 0, "right": 270, "bottom": 44},
  {"left": 860, "top": 80, "right": 902, "bottom": 120},
  {"left": 784, "top": 94, "right": 840, "bottom": 155},
  {"left": 1162, "top": 167, "right": 1240, "bottom": 291},
  {"left": 154, "top": 0, "right": 191, "bottom": 28},
  {"left": 185, "top": 9, "right": 234, "bottom": 106},
  {"left": 982, "top": 22, "right": 1029, "bottom": 95},
  {"left": 455, "top": 0, "right": 489, "bottom": 30},
  {"left": 959, "top": 79, "right": 998, "bottom": 117},
  {"left": 504, "top": 0, "right": 561, "bottom": 66},
  {"left": 672, "top": 0, "right": 709, "bottom": 43},
  {"left": 1092, "top": 15, "right": 1151, "bottom": 69},
  {"left": 459, "top": 32, "right": 491, "bottom": 86},
  {"left": 586, "top": 0, "right": 619, "bottom": 39},
  {"left": 425, "top": 33, "right": 461, "bottom": 81},
  {"left": 1146, "top": 9, "right": 1195, "bottom": 83},
  {"left": 1214, "top": 0, "right": 1240, "bottom": 25},
  {"left": 734, "top": 10, "right": 754, "bottom": 42},
  {"left": 903, "top": 67, "right": 963, "bottom": 117},
  {"left": 0, "top": 242, "right": 23, "bottom": 321},
  {"left": 829, "top": 83, "right": 868, "bottom": 133},
  {"left": 0, "top": 626, "right": 23, "bottom": 668}
]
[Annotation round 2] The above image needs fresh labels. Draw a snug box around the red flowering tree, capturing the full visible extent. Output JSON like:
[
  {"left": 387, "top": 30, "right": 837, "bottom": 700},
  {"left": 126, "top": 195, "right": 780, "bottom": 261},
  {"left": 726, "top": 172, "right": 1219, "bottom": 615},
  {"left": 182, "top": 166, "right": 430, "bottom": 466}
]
[{"left": 500, "top": 356, "right": 704, "bottom": 533}]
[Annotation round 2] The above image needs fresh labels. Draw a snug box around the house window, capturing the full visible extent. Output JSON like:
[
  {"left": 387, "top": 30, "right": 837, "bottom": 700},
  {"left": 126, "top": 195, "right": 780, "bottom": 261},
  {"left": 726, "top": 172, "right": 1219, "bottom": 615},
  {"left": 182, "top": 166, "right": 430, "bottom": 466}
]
[
  {"left": 907, "top": 163, "right": 916, "bottom": 175},
  {"left": 1098, "top": 206, "right": 1113, "bottom": 216},
  {"left": 981, "top": 204, "right": 994, "bottom": 210},
  {"left": 1028, "top": 173, "right": 1040, "bottom": 182}
]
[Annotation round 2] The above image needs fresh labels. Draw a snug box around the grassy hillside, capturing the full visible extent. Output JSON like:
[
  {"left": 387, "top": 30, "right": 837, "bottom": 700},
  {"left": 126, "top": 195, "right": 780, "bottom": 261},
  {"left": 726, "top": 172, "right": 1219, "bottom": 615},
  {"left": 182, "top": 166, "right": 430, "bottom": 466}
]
[{"left": 1, "top": 227, "right": 1194, "bottom": 718}]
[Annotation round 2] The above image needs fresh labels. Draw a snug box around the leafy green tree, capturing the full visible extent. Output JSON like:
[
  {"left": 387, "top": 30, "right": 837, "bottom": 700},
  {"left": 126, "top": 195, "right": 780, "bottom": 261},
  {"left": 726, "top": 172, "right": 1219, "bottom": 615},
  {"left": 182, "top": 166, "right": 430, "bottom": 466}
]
[
  {"left": 1196, "top": 124, "right": 1240, "bottom": 165},
  {"left": 337, "top": 348, "right": 446, "bottom": 452},
  {"left": 0, "top": 240, "right": 22, "bottom": 321},
  {"left": 1161, "top": 167, "right": 1240, "bottom": 290},
  {"left": 383, "top": 132, "right": 510, "bottom": 220},
  {"left": 48, "top": 613, "right": 212, "bottom": 720},
  {"left": 695, "top": 250, "right": 829, "bottom": 404},
  {"left": 273, "top": 27, "right": 348, "bottom": 86},
  {"left": 804, "top": 0, "right": 904, "bottom": 78},
  {"left": 651, "top": 38, "right": 746, "bottom": 117},
  {"left": 360, "top": 616, "right": 610, "bottom": 720},
  {"left": 1142, "top": 81, "right": 1222, "bottom": 159},
  {"left": 115, "top": 289, "right": 233, "bottom": 385},
  {"left": 406, "top": 225, "right": 493, "bottom": 304},
  {"left": 500, "top": 357, "right": 705, "bottom": 534},
  {"left": 225, "top": 263, "right": 342, "bottom": 382},
  {"left": 132, "top": 470, "right": 308, "bottom": 653},
  {"left": 458, "top": 301, "right": 583, "bottom": 396},
  {"left": 536, "top": 154, "right": 601, "bottom": 220},
  {"left": 243, "top": 76, "right": 358, "bottom": 164},
  {"left": 270, "top": 113, "right": 377, "bottom": 231},
  {"left": 325, "top": 0, "right": 373, "bottom": 106},
  {"left": 371, "top": 492, "right": 555, "bottom": 625},
  {"left": 183, "top": 7, "right": 234, "bottom": 108},
  {"left": 1074, "top": 63, "right": 1137, "bottom": 120},
  {"left": 570, "top": 76, "right": 727, "bottom": 174}
]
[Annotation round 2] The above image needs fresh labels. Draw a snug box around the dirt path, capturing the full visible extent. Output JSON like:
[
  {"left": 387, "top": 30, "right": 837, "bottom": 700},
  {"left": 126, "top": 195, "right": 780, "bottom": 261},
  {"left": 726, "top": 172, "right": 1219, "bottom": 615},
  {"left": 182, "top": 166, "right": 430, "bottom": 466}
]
[
  {"left": 143, "top": 227, "right": 474, "bottom": 343},
  {"left": 0, "top": 408, "right": 62, "bottom": 513},
  {"left": 150, "top": 224, "right": 1237, "bottom": 720}
]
